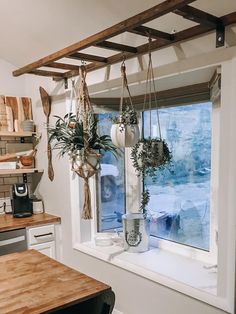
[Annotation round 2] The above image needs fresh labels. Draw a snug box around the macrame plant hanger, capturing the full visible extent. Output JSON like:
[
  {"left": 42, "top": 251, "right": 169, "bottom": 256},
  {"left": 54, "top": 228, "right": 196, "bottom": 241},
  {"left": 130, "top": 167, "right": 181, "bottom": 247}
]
[
  {"left": 71, "top": 65, "right": 100, "bottom": 219},
  {"left": 119, "top": 57, "right": 135, "bottom": 128},
  {"left": 143, "top": 35, "right": 162, "bottom": 141}
]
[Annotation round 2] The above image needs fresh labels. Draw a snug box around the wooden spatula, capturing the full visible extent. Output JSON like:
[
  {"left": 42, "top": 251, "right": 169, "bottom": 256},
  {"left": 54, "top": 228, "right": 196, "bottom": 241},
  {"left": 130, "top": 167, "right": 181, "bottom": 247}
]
[{"left": 39, "top": 87, "right": 54, "bottom": 181}]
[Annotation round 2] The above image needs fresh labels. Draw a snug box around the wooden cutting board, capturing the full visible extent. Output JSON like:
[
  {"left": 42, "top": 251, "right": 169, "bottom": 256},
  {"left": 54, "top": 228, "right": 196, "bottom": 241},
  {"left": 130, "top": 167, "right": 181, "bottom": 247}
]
[
  {"left": 5, "top": 96, "right": 33, "bottom": 132},
  {"left": 5, "top": 96, "right": 18, "bottom": 121},
  {"left": 0, "top": 96, "right": 8, "bottom": 131},
  {"left": 19, "top": 97, "right": 33, "bottom": 120},
  {"left": 5, "top": 96, "right": 20, "bottom": 131}
]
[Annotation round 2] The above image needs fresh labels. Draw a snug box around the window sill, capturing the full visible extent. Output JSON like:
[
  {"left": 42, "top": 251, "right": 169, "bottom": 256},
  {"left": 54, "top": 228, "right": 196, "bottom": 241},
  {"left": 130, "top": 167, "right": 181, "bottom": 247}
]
[{"left": 74, "top": 242, "right": 230, "bottom": 313}]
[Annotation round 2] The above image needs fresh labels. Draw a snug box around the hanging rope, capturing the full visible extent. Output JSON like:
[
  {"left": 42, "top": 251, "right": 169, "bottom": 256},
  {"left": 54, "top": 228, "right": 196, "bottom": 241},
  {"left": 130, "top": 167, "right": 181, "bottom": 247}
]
[
  {"left": 143, "top": 35, "right": 162, "bottom": 140},
  {"left": 119, "top": 57, "right": 135, "bottom": 120},
  {"left": 71, "top": 65, "right": 100, "bottom": 219}
]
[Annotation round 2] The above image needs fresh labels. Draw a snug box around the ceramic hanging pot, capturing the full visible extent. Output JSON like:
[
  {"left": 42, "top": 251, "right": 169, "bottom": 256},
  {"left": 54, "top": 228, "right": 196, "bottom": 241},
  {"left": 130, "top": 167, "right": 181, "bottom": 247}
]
[{"left": 111, "top": 123, "right": 140, "bottom": 148}]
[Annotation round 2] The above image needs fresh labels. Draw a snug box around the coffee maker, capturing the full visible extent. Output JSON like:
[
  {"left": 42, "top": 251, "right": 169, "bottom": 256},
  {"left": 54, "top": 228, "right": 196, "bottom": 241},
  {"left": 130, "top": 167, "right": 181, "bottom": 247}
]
[{"left": 11, "top": 184, "right": 32, "bottom": 218}]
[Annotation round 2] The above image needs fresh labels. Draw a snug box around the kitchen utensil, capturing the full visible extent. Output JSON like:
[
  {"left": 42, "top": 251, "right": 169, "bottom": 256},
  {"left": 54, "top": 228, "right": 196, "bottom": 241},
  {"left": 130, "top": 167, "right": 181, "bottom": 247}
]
[
  {"left": 0, "top": 96, "right": 8, "bottom": 131},
  {"left": 0, "top": 149, "right": 34, "bottom": 162},
  {"left": 5, "top": 96, "right": 21, "bottom": 131},
  {"left": 5, "top": 106, "right": 13, "bottom": 132},
  {"left": 39, "top": 86, "right": 54, "bottom": 181},
  {"left": 19, "top": 149, "right": 36, "bottom": 168}
]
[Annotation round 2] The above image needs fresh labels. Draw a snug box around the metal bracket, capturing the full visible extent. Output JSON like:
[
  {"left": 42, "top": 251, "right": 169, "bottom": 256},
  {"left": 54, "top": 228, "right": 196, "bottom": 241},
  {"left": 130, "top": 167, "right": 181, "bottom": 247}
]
[
  {"left": 23, "top": 173, "right": 27, "bottom": 183},
  {"left": 20, "top": 137, "right": 25, "bottom": 143},
  {"left": 216, "top": 23, "right": 225, "bottom": 48}
]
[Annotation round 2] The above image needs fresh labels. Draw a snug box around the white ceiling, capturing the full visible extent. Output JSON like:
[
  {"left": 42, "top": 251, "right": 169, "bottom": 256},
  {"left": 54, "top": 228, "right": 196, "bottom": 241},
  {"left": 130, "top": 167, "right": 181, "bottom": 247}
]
[{"left": 0, "top": 0, "right": 236, "bottom": 67}]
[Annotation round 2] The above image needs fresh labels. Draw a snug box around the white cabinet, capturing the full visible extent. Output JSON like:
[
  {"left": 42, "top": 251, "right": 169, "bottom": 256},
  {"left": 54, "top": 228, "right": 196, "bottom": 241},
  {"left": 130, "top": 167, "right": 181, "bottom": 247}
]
[
  {"left": 28, "top": 241, "right": 55, "bottom": 258},
  {"left": 27, "top": 224, "right": 56, "bottom": 259}
]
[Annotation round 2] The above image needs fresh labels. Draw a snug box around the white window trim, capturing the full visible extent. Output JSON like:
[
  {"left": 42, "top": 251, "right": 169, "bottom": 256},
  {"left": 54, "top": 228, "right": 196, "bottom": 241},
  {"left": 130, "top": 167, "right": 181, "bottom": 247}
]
[{"left": 70, "top": 60, "right": 236, "bottom": 314}]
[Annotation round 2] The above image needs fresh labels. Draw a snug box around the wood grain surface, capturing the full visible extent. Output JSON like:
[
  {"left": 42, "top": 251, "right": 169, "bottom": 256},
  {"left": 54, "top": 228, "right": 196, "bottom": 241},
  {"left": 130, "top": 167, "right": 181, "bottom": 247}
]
[
  {"left": 0, "top": 213, "right": 61, "bottom": 232},
  {"left": 0, "top": 250, "right": 110, "bottom": 314},
  {"left": 20, "top": 97, "right": 33, "bottom": 120},
  {"left": 39, "top": 86, "right": 54, "bottom": 181}
]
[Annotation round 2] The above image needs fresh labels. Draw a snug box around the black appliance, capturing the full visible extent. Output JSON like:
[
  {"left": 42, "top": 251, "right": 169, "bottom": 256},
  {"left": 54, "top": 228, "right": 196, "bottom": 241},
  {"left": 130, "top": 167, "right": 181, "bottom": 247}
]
[{"left": 11, "top": 183, "right": 32, "bottom": 218}]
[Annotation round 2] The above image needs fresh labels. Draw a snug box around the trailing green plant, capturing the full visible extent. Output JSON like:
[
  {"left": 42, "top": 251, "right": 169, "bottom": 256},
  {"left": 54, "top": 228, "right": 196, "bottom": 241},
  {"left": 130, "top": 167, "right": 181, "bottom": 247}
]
[
  {"left": 48, "top": 112, "right": 119, "bottom": 158},
  {"left": 131, "top": 137, "right": 172, "bottom": 181},
  {"left": 140, "top": 189, "right": 150, "bottom": 214}
]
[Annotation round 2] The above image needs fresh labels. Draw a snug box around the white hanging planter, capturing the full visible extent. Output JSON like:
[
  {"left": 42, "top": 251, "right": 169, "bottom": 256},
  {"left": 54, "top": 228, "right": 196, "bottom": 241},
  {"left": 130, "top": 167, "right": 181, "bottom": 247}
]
[
  {"left": 111, "top": 123, "right": 140, "bottom": 148},
  {"left": 110, "top": 60, "right": 139, "bottom": 148}
]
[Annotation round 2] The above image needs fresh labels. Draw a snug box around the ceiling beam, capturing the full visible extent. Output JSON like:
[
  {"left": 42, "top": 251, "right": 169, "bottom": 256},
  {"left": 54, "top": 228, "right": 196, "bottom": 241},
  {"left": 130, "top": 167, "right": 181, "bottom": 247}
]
[
  {"left": 129, "top": 25, "right": 174, "bottom": 41},
  {"left": 12, "top": 0, "right": 196, "bottom": 77},
  {"left": 66, "top": 52, "right": 108, "bottom": 64},
  {"left": 174, "top": 5, "right": 221, "bottom": 27},
  {"left": 95, "top": 41, "right": 137, "bottom": 53}
]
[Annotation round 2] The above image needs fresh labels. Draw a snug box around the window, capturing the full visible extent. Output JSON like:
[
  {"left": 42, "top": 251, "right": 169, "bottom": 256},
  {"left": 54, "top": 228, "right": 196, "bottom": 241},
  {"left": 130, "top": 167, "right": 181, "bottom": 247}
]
[
  {"left": 73, "top": 62, "right": 236, "bottom": 313},
  {"left": 96, "top": 103, "right": 215, "bottom": 254},
  {"left": 143, "top": 102, "right": 212, "bottom": 251},
  {"left": 97, "top": 113, "right": 125, "bottom": 232}
]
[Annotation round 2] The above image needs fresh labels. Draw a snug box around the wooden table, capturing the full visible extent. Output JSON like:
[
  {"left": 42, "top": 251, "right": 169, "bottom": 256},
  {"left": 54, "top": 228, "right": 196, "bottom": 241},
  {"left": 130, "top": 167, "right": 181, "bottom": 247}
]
[{"left": 0, "top": 250, "right": 115, "bottom": 313}]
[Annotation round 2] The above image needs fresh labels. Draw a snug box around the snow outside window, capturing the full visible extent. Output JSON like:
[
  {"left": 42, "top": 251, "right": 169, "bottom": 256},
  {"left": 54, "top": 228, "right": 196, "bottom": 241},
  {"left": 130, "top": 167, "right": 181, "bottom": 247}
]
[{"left": 143, "top": 102, "right": 212, "bottom": 251}]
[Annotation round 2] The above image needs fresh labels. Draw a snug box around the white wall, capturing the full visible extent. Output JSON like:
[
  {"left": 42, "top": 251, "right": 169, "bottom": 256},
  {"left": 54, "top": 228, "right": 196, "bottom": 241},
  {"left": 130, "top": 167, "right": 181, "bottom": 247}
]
[
  {"left": 0, "top": 59, "right": 26, "bottom": 96},
  {"left": 2, "top": 49, "right": 234, "bottom": 314}
]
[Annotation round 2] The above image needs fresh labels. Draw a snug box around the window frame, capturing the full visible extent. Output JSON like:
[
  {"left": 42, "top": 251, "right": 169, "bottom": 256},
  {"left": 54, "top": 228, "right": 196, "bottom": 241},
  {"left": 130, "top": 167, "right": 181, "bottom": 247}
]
[{"left": 93, "top": 99, "right": 218, "bottom": 264}]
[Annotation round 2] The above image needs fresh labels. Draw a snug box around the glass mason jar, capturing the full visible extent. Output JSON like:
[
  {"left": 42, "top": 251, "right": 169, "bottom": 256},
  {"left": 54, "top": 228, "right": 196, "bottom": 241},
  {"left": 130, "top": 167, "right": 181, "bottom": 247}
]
[{"left": 122, "top": 213, "right": 151, "bottom": 253}]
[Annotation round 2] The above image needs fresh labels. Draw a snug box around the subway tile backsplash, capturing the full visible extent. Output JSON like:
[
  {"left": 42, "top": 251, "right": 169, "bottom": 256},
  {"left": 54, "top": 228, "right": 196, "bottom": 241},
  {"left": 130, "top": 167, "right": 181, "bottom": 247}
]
[{"left": 0, "top": 136, "right": 33, "bottom": 199}]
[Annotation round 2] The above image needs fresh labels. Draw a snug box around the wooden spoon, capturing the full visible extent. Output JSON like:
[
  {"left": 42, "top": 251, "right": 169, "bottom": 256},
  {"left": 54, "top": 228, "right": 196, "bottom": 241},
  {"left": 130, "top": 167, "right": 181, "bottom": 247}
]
[{"left": 39, "top": 87, "right": 54, "bottom": 181}]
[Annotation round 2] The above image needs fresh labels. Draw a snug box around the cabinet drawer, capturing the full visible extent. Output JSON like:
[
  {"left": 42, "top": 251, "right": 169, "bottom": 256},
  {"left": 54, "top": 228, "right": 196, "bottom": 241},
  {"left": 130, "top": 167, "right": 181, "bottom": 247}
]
[
  {"left": 28, "top": 241, "right": 56, "bottom": 259},
  {"left": 27, "top": 224, "right": 55, "bottom": 245}
]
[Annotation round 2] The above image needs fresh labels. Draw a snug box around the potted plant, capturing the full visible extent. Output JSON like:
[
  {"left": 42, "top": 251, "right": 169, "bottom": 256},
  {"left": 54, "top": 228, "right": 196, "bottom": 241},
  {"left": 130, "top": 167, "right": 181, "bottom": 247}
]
[
  {"left": 110, "top": 61, "right": 140, "bottom": 148},
  {"left": 48, "top": 112, "right": 118, "bottom": 160},
  {"left": 131, "top": 138, "right": 172, "bottom": 179},
  {"left": 48, "top": 66, "right": 119, "bottom": 219}
]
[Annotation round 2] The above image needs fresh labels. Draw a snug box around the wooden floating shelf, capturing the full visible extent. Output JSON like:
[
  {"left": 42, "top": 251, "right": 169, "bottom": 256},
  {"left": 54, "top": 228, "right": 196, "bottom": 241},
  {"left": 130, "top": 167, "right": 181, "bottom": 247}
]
[
  {"left": 0, "top": 131, "right": 39, "bottom": 138},
  {"left": 0, "top": 168, "right": 44, "bottom": 175}
]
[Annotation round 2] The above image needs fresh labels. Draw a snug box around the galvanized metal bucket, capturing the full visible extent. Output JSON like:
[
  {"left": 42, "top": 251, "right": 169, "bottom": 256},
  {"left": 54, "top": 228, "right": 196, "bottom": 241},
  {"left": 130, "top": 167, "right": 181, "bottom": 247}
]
[{"left": 122, "top": 213, "right": 151, "bottom": 253}]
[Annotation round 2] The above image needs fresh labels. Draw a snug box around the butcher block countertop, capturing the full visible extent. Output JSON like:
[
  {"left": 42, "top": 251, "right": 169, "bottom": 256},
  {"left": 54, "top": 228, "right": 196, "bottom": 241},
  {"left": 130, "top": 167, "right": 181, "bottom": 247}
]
[
  {"left": 0, "top": 250, "right": 111, "bottom": 314},
  {"left": 0, "top": 213, "right": 61, "bottom": 232}
]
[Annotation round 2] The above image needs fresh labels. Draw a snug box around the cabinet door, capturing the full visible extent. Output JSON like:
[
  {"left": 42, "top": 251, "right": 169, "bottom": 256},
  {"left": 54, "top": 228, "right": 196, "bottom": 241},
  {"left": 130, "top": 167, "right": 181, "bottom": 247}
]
[{"left": 28, "top": 241, "right": 55, "bottom": 259}]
